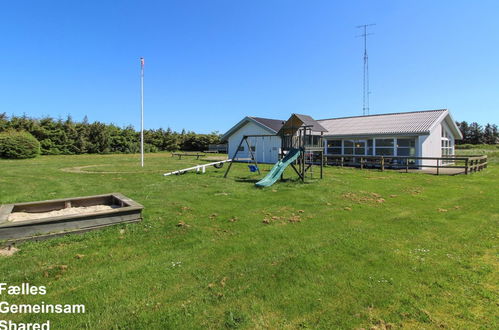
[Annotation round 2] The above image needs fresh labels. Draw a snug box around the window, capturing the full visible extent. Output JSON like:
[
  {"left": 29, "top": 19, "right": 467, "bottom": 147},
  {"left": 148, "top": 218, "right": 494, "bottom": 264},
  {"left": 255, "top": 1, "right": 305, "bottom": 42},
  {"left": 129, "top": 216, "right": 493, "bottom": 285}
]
[
  {"left": 327, "top": 140, "right": 341, "bottom": 155},
  {"left": 238, "top": 146, "right": 244, "bottom": 152},
  {"left": 375, "top": 138, "right": 394, "bottom": 156},
  {"left": 396, "top": 138, "right": 416, "bottom": 157},
  {"left": 375, "top": 148, "right": 394, "bottom": 156},
  {"left": 342, "top": 140, "right": 367, "bottom": 155},
  {"left": 441, "top": 127, "right": 454, "bottom": 157},
  {"left": 367, "top": 139, "right": 373, "bottom": 155},
  {"left": 354, "top": 141, "right": 365, "bottom": 155},
  {"left": 343, "top": 140, "right": 354, "bottom": 155},
  {"left": 376, "top": 139, "right": 394, "bottom": 147}
]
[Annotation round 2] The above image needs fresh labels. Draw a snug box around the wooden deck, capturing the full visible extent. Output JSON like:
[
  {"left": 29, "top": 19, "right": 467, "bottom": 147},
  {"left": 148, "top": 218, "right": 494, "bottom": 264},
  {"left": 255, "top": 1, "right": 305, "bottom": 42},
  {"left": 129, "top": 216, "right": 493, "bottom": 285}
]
[{"left": 324, "top": 155, "right": 487, "bottom": 175}]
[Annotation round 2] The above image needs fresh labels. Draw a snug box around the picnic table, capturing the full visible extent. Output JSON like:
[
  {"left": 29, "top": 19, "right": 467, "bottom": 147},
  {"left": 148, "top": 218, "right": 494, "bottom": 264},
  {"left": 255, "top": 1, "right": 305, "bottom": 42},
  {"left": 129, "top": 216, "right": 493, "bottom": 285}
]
[{"left": 171, "top": 153, "right": 206, "bottom": 160}]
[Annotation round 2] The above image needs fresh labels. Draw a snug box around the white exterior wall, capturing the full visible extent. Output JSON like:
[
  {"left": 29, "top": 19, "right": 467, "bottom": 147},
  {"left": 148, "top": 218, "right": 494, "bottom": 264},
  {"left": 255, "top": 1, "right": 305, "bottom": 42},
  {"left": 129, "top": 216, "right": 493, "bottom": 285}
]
[
  {"left": 418, "top": 124, "right": 442, "bottom": 166},
  {"left": 227, "top": 121, "right": 281, "bottom": 164}
]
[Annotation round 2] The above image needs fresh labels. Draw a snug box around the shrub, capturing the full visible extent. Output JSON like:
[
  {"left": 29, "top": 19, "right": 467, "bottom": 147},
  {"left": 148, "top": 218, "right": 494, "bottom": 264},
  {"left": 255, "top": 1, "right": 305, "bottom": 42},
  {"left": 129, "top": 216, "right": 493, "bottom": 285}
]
[{"left": 0, "top": 130, "right": 41, "bottom": 159}]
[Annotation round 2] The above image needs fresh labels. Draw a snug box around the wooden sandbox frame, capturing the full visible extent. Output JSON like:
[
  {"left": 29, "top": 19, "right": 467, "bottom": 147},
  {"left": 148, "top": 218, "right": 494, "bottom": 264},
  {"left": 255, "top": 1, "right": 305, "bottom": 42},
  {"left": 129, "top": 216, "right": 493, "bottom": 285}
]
[{"left": 0, "top": 193, "right": 143, "bottom": 244}]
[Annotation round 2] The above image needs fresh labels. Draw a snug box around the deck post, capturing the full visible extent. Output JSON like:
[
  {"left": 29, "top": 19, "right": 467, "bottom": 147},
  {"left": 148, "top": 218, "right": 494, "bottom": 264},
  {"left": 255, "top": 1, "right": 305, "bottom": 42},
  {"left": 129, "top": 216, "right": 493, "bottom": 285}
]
[
  {"left": 360, "top": 157, "right": 364, "bottom": 169},
  {"left": 320, "top": 151, "right": 323, "bottom": 179},
  {"left": 465, "top": 159, "right": 468, "bottom": 175},
  {"left": 301, "top": 149, "right": 305, "bottom": 182},
  {"left": 405, "top": 158, "right": 409, "bottom": 173},
  {"left": 381, "top": 157, "right": 384, "bottom": 172},
  {"left": 437, "top": 159, "right": 440, "bottom": 175}
]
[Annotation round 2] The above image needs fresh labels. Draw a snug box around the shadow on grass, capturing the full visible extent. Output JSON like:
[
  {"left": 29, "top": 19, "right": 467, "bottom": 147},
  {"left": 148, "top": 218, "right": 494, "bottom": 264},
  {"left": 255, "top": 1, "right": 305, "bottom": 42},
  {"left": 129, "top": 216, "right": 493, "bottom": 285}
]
[{"left": 234, "top": 178, "right": 259, "bottom": 183}]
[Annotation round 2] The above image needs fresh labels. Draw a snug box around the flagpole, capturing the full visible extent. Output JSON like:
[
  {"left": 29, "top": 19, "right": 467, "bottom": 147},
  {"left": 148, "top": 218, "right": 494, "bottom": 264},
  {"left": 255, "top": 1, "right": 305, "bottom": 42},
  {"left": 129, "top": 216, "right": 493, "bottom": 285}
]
[{"left": 140, "top": 57, "right": 144, "bottom": 167}]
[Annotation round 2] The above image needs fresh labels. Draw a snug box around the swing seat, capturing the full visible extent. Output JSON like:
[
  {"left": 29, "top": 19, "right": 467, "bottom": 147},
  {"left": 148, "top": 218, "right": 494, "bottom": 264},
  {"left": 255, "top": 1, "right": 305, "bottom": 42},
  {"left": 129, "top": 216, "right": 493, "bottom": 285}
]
[{"left": 248, "top": 165, "right": 259, "bottom": 172}]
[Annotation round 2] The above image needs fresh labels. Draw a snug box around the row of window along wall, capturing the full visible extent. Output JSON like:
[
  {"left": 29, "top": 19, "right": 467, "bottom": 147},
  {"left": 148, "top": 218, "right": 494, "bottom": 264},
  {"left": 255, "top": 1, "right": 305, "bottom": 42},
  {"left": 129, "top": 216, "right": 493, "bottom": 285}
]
[{"left": 326, "top": 138, "right": 417, "bottom": 157}]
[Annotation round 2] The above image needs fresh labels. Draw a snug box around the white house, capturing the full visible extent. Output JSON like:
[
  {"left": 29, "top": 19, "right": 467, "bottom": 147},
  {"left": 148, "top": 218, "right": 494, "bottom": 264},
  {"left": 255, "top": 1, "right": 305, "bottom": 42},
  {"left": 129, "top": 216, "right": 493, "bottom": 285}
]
[
  {"left": 221, "top": 116, "right": 283, "bottom": 163},
  {"left": 221, "top": 109, "right": 463, "bottom": 165}
]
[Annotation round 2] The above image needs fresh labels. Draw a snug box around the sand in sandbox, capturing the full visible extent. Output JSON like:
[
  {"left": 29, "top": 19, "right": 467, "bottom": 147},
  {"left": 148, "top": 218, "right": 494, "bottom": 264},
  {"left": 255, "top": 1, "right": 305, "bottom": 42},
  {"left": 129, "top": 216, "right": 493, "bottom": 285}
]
[{"left": 8, "top": 205, "right": 121, "bottom": 222}]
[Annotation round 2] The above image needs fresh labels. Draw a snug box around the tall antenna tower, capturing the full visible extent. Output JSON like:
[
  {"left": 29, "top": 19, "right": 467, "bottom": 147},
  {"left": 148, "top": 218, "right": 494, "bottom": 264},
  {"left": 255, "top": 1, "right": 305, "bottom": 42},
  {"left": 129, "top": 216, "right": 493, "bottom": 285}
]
[{"left": 356, "top": 23, "right": 375, "bottom": 116}]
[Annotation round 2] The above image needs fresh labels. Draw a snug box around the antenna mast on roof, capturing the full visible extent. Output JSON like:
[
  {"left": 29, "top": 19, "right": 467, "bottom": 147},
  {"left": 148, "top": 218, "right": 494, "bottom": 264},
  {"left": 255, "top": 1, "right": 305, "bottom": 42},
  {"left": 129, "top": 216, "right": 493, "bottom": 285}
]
[{"left": 356, "top": 23, "right": 375, "bottom": 116}]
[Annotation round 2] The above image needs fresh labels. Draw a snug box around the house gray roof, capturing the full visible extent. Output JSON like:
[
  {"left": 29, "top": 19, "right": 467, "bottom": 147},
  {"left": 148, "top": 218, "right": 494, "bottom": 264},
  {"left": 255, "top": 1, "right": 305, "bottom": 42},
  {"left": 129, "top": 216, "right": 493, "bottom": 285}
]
[
  {"left": 222, "top": 109, "right": 462, "bottom": 142},
  {"left": 249, "top": 117, "right": 285, "bottom": 132},
  {"left": 318, "top": 109, "right": 456, "bottom": 137},
  {"left": 221, "top": 116, "right": 284, "bottom": 141}
]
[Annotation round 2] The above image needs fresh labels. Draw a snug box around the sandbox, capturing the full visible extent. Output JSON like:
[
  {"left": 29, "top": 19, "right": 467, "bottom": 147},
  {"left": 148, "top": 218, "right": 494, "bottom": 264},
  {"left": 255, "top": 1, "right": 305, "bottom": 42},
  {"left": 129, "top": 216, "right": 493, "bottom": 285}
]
[{"left": 0, "top": 193, "right": 143, "bottom": 243}]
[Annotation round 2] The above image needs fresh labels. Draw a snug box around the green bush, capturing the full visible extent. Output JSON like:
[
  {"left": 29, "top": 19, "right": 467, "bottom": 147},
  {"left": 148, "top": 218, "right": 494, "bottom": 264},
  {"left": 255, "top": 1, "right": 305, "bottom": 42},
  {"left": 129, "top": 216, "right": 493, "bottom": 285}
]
[{"left": 0, "top": 130, "right": 41, "bottom": 159}]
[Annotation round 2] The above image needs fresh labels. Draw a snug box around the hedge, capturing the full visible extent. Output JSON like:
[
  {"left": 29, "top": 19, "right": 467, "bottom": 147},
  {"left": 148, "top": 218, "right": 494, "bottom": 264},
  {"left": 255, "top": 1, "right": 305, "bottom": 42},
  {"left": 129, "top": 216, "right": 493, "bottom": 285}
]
[{"left": 0, "top": 130, "right": 41, "bottom": 159}]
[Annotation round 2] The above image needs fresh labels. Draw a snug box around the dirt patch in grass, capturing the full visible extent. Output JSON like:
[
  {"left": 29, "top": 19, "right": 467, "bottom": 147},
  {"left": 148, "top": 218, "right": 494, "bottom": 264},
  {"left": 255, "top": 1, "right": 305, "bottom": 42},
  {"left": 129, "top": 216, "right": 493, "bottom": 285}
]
[
  {"left": 0, "top": 246, "right": 19, "bottom": 257},
  {"left": 60, "top": 164, "right": 161, "bottom": 174},
  {"left": 341, "top": 191, "right": 386, "bottom": 204},
  {"left": 262, "top": 207, "right": 308, "bottom": 224},
  {"left": 403, "top": 186, "right": 425, "bottom": 195}
]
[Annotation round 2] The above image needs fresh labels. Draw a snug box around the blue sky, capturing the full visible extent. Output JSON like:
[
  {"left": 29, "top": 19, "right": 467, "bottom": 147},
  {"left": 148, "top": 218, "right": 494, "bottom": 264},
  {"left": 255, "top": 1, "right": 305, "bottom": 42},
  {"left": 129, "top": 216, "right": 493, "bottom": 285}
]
[{"left": 1, "top": 1, "right": 498, "bottom": 133}]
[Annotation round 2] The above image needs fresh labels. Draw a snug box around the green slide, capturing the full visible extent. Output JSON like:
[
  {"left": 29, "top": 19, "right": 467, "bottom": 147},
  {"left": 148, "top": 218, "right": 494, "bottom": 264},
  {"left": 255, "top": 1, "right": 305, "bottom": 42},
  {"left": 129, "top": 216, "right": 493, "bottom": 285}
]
[{"left": 255, "top": 148, "right": 301, "bottom": 187}]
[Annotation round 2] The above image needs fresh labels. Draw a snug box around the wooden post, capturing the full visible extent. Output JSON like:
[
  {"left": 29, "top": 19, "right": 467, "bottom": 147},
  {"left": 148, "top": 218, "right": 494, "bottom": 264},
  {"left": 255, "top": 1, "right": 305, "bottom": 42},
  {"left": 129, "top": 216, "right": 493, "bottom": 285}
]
[
  {"left": 405, "top": 158, "right": 409, "bottom": 173},
  {"left": 224, "top": 136, "right": 246, "bottom": 178},
  {"left": 301, "top": 150, "right": 305, "bottom": 182},
  {"left": 436, "top": 158, "right": 440, "bottom": 175},
  {"left": 360, "top": 157, "right": 364, "bottom": 169},
  {"left": 381, "top": 157, "right": 384, "bottom": 172},
  {"left": 320, "top": 151, "right": 323, "bottom": 179},
  {"left": 341, "top": 156, "right": 344, "bottom": 167},
  {"left": 465, "top": 158, "right": 468, "bottom": 175}
]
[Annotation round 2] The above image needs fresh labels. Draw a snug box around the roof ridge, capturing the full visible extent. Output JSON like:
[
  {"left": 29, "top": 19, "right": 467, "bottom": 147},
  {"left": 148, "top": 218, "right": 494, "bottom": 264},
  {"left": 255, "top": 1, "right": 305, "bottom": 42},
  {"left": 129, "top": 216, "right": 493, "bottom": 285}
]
[
  {"left": 317, "top": 109, "right": 447, "bottom": 122},
  {"left": 248, "top": 116, "right": 284, "bottom": 121}
]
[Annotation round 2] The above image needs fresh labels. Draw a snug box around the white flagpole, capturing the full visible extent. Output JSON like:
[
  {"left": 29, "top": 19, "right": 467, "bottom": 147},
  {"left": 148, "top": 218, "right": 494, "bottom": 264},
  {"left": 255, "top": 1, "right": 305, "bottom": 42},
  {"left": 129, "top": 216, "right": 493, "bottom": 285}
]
[{"left": 140, "top": 57, "right": 144, "bottom": 167}]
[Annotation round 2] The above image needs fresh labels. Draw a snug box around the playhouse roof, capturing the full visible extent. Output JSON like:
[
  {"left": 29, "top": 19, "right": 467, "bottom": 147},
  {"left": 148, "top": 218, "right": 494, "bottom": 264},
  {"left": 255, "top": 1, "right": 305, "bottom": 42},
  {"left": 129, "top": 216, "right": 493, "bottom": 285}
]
[{"left": 277, "top": 114, "right": 327, "bottom": 135}]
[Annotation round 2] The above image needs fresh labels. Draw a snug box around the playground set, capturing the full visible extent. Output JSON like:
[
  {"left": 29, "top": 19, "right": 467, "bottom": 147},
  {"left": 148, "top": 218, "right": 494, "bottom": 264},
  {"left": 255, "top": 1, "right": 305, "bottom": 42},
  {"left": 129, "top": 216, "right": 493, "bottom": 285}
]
[
  {"left": 223, "top": 114, "right": 327, "bottom": 187},
  {"left": 163, "top": 114, "right": 327, "bottom": 187}
]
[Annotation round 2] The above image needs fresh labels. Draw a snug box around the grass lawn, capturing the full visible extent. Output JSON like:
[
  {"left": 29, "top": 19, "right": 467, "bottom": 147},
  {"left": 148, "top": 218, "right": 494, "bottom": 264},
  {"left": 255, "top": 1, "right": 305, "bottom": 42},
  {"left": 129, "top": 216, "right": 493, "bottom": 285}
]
[{"left": 0, "top": 151, "right": 497, "bottom": 329}]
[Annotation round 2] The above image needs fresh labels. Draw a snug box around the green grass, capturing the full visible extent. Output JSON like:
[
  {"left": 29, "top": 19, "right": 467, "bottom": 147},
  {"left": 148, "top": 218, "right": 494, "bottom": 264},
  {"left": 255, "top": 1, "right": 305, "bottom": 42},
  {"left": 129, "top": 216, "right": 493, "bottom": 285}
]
[{"left": 0, "top": 152, "right": 498, "bottom": 329}]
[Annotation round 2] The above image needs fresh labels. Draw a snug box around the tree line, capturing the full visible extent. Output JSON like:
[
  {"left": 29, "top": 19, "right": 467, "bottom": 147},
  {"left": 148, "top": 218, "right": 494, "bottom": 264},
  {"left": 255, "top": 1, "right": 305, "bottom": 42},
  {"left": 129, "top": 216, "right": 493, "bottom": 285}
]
[
  {"left": 0, "top": 113, "right": 222, "bottom": 155},
  {"left": 455, "top": 121, "right": 499, "bottom": 145},
  {"left": 1, "top": 114, "right": 497, "bottom": 156}
]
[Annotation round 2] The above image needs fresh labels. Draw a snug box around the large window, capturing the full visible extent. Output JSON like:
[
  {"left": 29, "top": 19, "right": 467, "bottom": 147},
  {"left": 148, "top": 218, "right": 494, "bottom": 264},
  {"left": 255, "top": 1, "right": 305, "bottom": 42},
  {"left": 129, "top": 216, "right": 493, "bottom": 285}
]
[
  {"left": 327, "top": 140, "right": 341, "bottom": 155},
  {"left": 367, "top": 139, "right": 373, "bottom": 155},
  {"left": 396, "top": 138, "right": 416, "bottom": 156},
  {"left": 354, "top": 141, "right": 365, "bottom": 155},
  {"left": 343, "top": 140, "right": 367, "bottom": 155},
  {"left": 441, "top": 128, "right": 454, "bottom": 157},
  {"left": 375, "top": 138, "right": 394, "bottom": 156},
  {"left": 325, "top": 138, "right": 417, "bottom": 157},
  {"left": 343, "top": 140, "right": 354, "bottom": 155}
]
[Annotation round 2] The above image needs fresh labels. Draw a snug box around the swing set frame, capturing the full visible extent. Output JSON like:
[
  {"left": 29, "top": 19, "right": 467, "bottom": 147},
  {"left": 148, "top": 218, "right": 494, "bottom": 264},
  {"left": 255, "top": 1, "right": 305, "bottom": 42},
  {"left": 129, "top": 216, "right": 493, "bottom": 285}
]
[
  {"left": 223, "top": 129, "right": 325, "bottom": 182},
  {"left": 223, "top": 134, "right": 275, "bottom": 178}
]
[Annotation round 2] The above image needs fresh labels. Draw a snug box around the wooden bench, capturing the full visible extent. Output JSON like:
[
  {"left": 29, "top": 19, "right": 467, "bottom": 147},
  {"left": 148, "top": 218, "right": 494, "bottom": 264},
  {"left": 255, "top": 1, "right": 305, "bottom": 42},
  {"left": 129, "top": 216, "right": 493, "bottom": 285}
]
[{"left": 171, "top": 153, "right": 206, "bottom": 160}]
